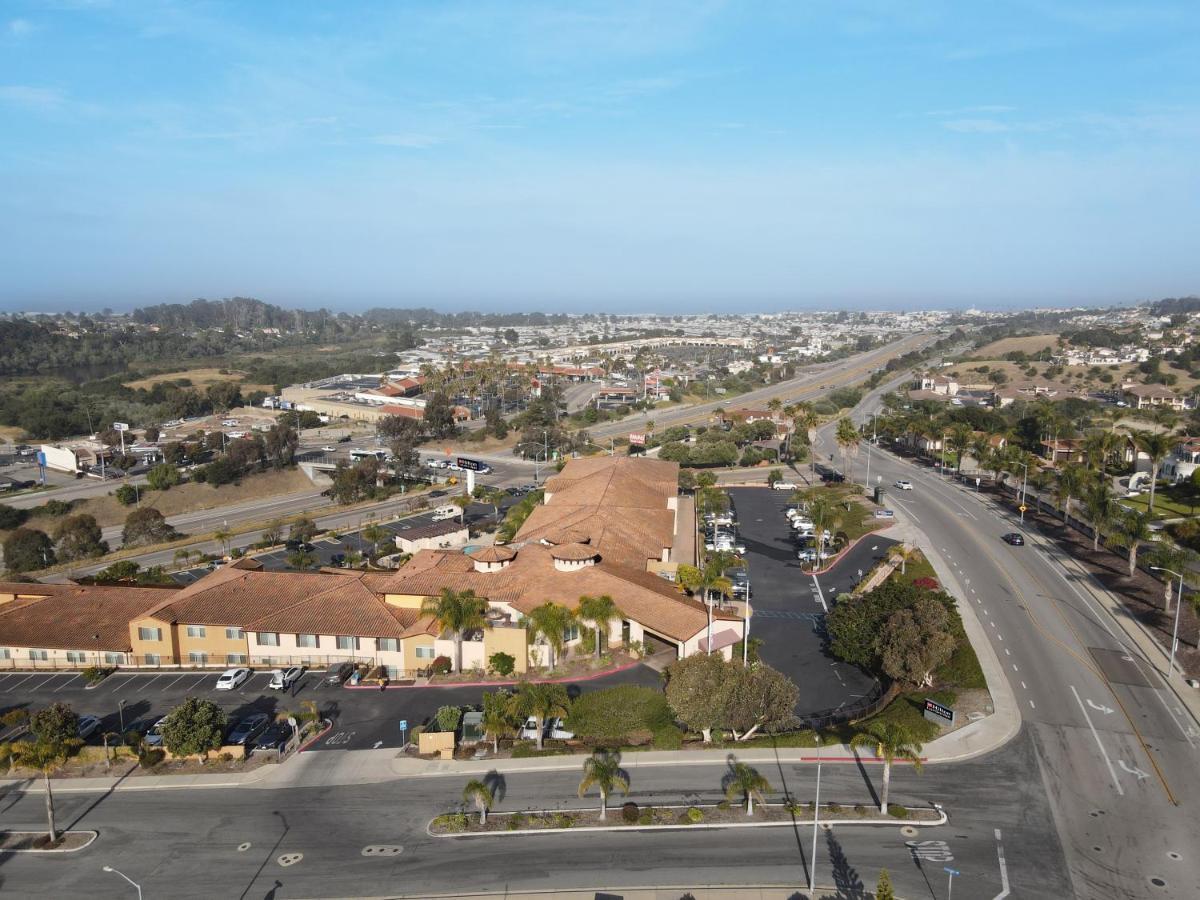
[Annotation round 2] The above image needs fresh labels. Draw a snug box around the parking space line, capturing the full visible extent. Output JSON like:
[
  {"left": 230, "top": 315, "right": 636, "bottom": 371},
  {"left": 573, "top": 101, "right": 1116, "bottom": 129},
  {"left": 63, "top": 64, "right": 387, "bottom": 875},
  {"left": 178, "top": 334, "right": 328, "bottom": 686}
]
[
  {"left": 54, "top": 674, "right": 82, "bottom": 692},
  {"left": 140, "top": 674, "right": 167, "bottom": 689},
  {"left": 4, "top": 674, "right": 36, "bottom": 692},
  {"left": 161, "top": 673, "right": 189, "bottom": 691},
  {"left": 26, "top": 674, "right": 60, "bottom": 692},
  {"left": 101, "top": 674, "right": 134, "bottom": 693}
]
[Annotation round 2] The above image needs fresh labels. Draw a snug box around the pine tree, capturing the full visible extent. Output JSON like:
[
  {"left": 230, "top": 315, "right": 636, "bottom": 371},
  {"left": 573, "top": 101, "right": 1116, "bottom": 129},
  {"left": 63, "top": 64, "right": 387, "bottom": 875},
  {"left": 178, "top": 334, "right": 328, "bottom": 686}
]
[{"left": 875, "top": 868, "right": 895, "bottom": 900}]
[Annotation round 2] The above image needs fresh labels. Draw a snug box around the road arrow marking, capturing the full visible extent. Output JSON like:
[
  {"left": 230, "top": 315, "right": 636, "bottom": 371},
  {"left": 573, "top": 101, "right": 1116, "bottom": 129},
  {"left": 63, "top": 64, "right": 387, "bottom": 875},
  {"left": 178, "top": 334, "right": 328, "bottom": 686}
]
[
  {"left": 1086, "top": 699, "right": 1115, "bottom": 715},
  {"left": 373, "top": 740, "right": 384, "bottom": 749},
  {"left": 1118, "top": 760, "right": 1150, "bottom": 781}
]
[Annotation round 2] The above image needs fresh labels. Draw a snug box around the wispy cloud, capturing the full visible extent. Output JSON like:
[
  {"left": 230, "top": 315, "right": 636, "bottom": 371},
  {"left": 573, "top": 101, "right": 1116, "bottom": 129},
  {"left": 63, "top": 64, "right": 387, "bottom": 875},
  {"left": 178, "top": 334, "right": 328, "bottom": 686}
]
[
  {"left": 372, "top": 133, "right": 441, "bottom": 149},
  {"left": 926, "top": 105, "right": 1015, "bottom": 117},
  {"left": 0, "top": 85, "right": 67, "bottom": 109},
  {"left": 7, "top": 18, "right": 33, "bottom": 37}
]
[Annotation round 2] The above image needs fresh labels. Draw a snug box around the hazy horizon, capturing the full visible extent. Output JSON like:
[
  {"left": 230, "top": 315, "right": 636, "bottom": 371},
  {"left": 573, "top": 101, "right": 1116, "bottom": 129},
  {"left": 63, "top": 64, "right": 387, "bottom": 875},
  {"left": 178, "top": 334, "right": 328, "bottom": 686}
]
[{"left": 3, "top": 1, "right": 1199, "bottom": 313}]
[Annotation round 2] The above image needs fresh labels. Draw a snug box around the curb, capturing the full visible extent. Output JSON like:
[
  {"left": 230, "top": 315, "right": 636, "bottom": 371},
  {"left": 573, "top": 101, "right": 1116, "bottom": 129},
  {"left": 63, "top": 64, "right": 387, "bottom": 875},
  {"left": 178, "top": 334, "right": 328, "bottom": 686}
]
[
  {"left": 342, "top": 658, "right": 645, "bottom": 691},
  {"left": 427, "top": 805, "right": 947, "bottom": 838},
  {"left": 297, "top": 718, "right": 335, "bottom": 753},
  {"left": 808, "top": 522, "right": 895, "bottom": 576},
  {"left": 0, "top": 830, "right": 98, "bottom": 853}
]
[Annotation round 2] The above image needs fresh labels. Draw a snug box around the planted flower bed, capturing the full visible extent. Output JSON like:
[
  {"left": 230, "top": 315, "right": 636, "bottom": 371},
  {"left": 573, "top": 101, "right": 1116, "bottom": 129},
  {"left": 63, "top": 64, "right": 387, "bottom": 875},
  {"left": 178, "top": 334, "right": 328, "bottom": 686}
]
[{"left": 429, "top": 800, "right": 942, "bottom": 836}]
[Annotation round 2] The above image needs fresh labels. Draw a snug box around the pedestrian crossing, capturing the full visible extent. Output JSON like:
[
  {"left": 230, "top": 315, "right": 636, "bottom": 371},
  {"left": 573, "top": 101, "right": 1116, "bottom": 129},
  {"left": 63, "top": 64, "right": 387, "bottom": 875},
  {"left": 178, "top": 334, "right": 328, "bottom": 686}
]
[{"left": 752, "top": 609, "right": 824, "bottom": 622}]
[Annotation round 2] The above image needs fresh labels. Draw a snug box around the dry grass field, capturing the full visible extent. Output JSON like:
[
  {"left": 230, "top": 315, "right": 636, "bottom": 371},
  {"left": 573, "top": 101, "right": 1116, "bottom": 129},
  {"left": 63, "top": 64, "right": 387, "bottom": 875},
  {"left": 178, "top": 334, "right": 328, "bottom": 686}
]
[
  {"left": 968, "top": 333, "right": 1059, "bottom": 359},
  {"left": 9, "top": 467, "right": 315, "bottom": 534},
  {"left": 123, "top": 367, "right": 274, "bottom": 394}
]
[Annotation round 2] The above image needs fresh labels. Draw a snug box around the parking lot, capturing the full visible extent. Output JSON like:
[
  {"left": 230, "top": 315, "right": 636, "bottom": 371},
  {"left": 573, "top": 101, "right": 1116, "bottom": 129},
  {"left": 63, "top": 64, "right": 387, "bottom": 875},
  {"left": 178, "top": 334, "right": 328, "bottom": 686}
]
[
  {"left": 728, "top": 487, "right": 888, "bottom": 719},
  {"left": 0, "top": 661, "right": 662, "bottom": 754}
]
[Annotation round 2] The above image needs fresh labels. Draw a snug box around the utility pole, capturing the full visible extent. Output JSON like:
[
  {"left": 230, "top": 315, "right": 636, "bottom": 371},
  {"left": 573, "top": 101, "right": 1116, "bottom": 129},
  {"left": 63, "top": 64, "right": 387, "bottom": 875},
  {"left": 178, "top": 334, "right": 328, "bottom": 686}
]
[{"left": 809, "top": 735, "right": 823, "bottom": 896}]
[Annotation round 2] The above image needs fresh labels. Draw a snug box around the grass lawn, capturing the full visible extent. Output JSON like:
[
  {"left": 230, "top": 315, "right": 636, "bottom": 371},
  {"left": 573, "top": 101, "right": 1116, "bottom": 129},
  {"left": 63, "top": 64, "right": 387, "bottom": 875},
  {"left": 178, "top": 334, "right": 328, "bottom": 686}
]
[{"left": 1119, "top": 485, "right": 1200, "bottom": 520}]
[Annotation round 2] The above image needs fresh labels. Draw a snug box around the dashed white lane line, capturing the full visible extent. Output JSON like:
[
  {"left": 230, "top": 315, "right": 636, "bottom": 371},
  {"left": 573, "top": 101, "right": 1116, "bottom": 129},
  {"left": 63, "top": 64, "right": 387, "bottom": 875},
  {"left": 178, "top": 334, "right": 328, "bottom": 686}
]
[
  {"left": 1012, "top": 664, "right": 1019, "bottom": 672},
  {"left": 1021, "top": 681, "right": 1027, "bottom": 689},
  {"left": 1004, "top": 648, "right": 1011, "bottom": 656},
  {"left": 1029, "top": 700, "right": 1036, "bottom": 710},
  {"left": 997, "top": 633, "right": 1004, "bottom": 641}
]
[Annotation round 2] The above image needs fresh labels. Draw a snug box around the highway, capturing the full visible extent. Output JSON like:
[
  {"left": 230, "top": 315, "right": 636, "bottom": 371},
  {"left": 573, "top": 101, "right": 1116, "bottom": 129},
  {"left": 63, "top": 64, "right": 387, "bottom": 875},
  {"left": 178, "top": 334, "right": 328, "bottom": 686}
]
[
  {"left": 586, "top": 332, "right": 936, "bottom": 438},
  {"left": 809, "top": 393, "right": 1200, "bottom": 900}
]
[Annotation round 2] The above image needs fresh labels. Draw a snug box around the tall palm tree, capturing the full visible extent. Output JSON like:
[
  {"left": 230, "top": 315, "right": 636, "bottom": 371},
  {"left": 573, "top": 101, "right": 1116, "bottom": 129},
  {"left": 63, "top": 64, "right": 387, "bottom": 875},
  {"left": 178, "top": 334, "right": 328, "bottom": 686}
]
[
  {"left": 361, "top": 523, "right": 387, "bottom": 557},
  {"left": 526, "top": 602, "right": 576, "bottom": 670},
  {"left": 11, "top": 740, "right": 71, "bottom": 843},
  {"left": 513, "top": 681, "right": 569, "bottom": 751},
  {"left": 969, "top": 434, "right": 992, "bottom": 475},
  {"left": 421, "top": 588, "right": 490, "bottom": 674},
  {"left": 463, "top": 778, "right": 494, "bottom": 825},
  {"left": 722, "top": 760, "right": 771, "bottom": 815},
  {"left": 1082, "top": 479, "right": 1115, "bottom": 552},
  {"left": 1133, "top": 430, "right": 1173, "bottom": 515},
  {"left": 1054, "top": 464, "right": 1086, "bottom": 524},
  {"left": 805, "top": 497, "right": 842, "bottom": 571},
  {"left": 1117, "top": 511, "right": 1153, "bottom": 577},
  {"left": 481, "top": 690, "right": 514, "bottom": 754},
  {"left": 578, "top": 749, "right": 629, "bottom": 820},
  {"left": 947, "top": 423, "right": 974, "bottom": 477},
  {"left": 835, "top": 417, "right": 860, "bottom": 482},
  {"left": 793, "top": 406, "right": 819, "bottom": 484},
  {"left": 849, "top": 721, "right": 924, "bottom": 814},
  {"left": 213, "top": 526, "right": 232, "bottom": 557},
  {"left": 577, "top": 594, "right": 620, "bottom": 659}
]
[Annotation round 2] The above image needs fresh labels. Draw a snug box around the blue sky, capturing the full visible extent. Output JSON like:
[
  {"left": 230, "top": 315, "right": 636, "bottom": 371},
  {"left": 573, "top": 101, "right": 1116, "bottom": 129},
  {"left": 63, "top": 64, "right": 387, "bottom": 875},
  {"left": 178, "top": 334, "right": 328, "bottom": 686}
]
[{"left": 2, "top": 1, "right": 1198, "bottom": 313}]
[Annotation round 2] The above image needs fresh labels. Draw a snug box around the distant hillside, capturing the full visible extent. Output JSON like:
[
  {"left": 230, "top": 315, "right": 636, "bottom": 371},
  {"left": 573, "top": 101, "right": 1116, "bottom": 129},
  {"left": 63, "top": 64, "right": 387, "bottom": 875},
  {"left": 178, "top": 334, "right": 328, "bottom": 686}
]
[{"left": 1148, "top": 296, "right": 1200, "bottom": 316}]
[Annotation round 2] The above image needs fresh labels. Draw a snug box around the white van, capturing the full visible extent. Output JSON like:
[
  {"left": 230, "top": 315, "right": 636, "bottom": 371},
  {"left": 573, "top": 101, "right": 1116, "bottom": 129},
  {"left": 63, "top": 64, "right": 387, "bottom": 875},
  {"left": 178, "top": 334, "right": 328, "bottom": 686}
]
[{"left": 431, "top": 505, "right": 459, "bottom": 522}]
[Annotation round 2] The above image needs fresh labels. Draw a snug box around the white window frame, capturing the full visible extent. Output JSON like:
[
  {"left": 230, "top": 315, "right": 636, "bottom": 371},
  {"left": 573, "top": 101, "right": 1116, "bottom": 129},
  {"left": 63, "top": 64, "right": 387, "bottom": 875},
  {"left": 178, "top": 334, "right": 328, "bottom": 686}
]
[
  {"left": 66, "top": 651, "right": 86, "bottom": 664},
  {"left": 138, "top": 626, "right": 162, "bottom": 642},
  {"left": 336, "top": 635, "right": 359, "bottom": 652},
  {"left": 226, "top": 654, "right": 247, "bottom": 665},
  {"left": 225, "top": 627, "right": 244, "bottom": 640},
  {"left": 414, "top": 646, "right": 435, "bottom": 660},
  {"left": 296, "top": 634, "right": 318, "bottom": 649},
  {"left": 144, "top": 653, "right": 161, "bottom": 666},
  {"left": 29, "top": 649, "right": 48, "bottom": 661},
  {"left": 378, "top": 638, "right": 399, "bottom": 653},
  {"left": 186, "top": 625, "right": 207, "bottom": 639},
  {"left": 256, "top": 632, "right": 279, "bottom": 647},
  {"left": 188, "top": 652, "right": 208, "bottom": 665}
]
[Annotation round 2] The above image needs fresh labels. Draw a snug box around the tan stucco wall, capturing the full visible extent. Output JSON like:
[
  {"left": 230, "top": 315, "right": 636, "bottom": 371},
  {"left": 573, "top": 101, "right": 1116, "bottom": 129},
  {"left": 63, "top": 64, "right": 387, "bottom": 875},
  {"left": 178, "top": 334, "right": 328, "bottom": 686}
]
[
  {"left": 403, "top": 635, "right": 436, "bottom": 671},
  {"left": 483, "top": 626, "right": 528, "bottom": 674},
  {"left": 0, "top": 645, "right": 128, "bottom": 666},
  {"left": 177, "top": 623, "right": 251, "bottom": 664},
  {"left": 384, "top": 593, "right": 429, "bottom": 610},
  {"left": 129, "top": 616, "right": 178, "bottom": 663}
]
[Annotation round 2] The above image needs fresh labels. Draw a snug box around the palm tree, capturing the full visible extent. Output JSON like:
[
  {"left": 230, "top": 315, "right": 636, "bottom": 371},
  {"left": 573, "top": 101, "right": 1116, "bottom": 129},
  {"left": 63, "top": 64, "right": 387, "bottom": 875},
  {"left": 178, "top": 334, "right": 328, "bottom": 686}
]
[
  {"left": 361, "top": 523, "right": 387, "bottom": 557},
  {"left": 578, "top": 749, "right": 629, "bottom": 820},
  {"left": 526, "top": 602, "right": 576, "bottom": 670},
  {"left": 213, "top": 526, "right": 232, "bottom": 557},
  {"left": 1082, "top": 478, "right": 1115, "bottom": 551},
  {"left": 577, "top": 594, "right": 620, "bottom": 659},
  {"left": 1133, "top": 430, "right": 1173, "bottom": 515},
  {"left": 805, "top": 497, "right": 842, "bottom": 571},
  {"left": 1117, "top": 510, "right": 1153, "bottom": 577},
  {"left": 11, "top": 740, "right": 71, "bottom": 844},
  {"left": 835, "top": 417, "right": 860, "bottom": 482},
  {"left": 793, "top": 406, "right": 819, "bottom": 484},
  {"left": 463, "top": 778, "right": 494, "bottom": 825},
  {"left": 969, "top": 434, "right": 992, "bottom": 475},
  {"left": 513, "top": 681, "right": 569, "bottom": 751},
  {"left": 889, "top": 544, "right": 915, "bottom": 575},
  {"left": 481, "top": 690, "right": 514, "bottom": 754},
  {"left": 421, "top": 588, "right": 490, "bottom": 674},
  {"left": 451, "top": 494, "right": 473, "bottom": 523},
  {"left": 850, "top": 721, "right": 924, "bottom": 814},
  {"left": 1054, "top": 464, "right": 1086, "bottom": 524},
  {"left": 722, "top": 760, "right": 770, "bottom": 815},
  {"left": 947, "top": 423, "right": 974, "bottom": 477}
]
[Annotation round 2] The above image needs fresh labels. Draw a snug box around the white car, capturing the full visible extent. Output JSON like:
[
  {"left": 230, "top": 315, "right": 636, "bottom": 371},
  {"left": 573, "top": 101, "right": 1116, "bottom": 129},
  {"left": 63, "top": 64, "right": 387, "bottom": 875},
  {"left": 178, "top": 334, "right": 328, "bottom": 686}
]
[
  {"left": 518, "top": 716, "right": 543, "bottom": 741},
  {"left": 894, "top": 480, "right": 913, "bottom": 491},
  {"left": 77, "top": 715, "right": 102, "bottom": 741},
  {"left": 268, "top": 665, "right": 305, "bottom": 690},
  {"left": 772, "top": 481, "right": 797, "bottom": 491},
  {"left": 215, "top": 667, "right": 251, "bottom": 691},
  {"left": 320, "top": 445, "right": 336, "bottom": 452},
  {"left": 545, "top": 717, "right": 575, "bottom": 740}
]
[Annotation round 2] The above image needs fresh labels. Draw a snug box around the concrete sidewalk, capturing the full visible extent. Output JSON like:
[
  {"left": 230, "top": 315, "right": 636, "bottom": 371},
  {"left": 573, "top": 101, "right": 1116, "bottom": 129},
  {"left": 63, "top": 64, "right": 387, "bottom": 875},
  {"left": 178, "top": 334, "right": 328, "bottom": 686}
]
[{"left": 365, "top": 888, "right": 850, "bottom": 900}]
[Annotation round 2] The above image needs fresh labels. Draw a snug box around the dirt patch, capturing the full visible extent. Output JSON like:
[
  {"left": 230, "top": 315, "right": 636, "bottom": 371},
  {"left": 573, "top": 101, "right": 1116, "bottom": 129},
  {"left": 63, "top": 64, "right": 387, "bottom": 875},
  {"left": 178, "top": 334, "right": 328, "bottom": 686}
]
[
  {"left": 0, "top": 830, "right": 95, "bottom": 852},
  {"left": 0, "top": 425, "right": 28, "bottom": 441},
  {"left": 123, "top": 367, "right": 273, "bottom": 394},
  {"left": 968, "top": 334, "right": 1059, "bottom": 359}
]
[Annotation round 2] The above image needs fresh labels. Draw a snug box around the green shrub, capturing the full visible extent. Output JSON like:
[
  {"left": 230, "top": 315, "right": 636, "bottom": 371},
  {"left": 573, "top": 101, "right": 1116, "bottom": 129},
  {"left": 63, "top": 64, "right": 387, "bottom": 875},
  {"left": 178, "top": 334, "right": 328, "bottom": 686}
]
[
  {"left": 717, "top": 800, "right": 731, "bottom": 811},
  {"left": 638, "top": 808, "right": 654, "bottom": 825},
  {"left": 621, "top": 802, "right": 640, "bottom": 824},
  {"left": 138, "top": 748, "right": 165, "bottom": 769},
  {"left": 565, "top": 685, "right": 674, "bottom": 743},
  {"left": 506, "top": 813, "right": 525, "bottom": 830},
  {"left": 686, "top": 807, "right": 704, "bottom": 823},
  {"left": 435, "top": 705, "right": 462, "bottom": 733},
  {"left": 651, "top": 724, "right": 683, "bottom": 749},
  {"left": 888, "top": 804, "right": 909, "bottom": 819},
  {"left": 552, "top": 813, "right": 575, "bottom": 829},
  {"left": 80, "top": 666, "right": 108, "bottom": 685},
  {"left": 827, "top": 802, "right": 843, "bottom": 815},
  {"left": 488, "top": 652, "right": 516, "bottom": 676},
  {"left": 433, "top": 813, "right": 469, "bottom": 833}
]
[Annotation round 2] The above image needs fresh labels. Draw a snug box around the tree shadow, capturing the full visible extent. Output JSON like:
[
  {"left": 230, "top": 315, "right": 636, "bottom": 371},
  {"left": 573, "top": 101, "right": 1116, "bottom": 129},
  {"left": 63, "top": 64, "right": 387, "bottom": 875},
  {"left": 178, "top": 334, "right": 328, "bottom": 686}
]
[
  {"left": 238, "top": 810, "right": 289, "bottom": 900},
  {"left": 483, "top": 769, "right": 506, "bottom": 806},
  {"left": 820, "top": 828, "right": 867, "bottom": 900}
]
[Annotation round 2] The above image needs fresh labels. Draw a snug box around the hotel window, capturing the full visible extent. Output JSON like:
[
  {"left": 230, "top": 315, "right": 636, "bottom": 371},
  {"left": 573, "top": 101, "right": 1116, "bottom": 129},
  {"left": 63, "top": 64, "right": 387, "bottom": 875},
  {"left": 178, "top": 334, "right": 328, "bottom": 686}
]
[
  {"left": 378, "top": 638, "right": 399, "bottom": 653},
  {"left": 186, "top": 625, "right": 207, "bottom": 638},
  {"left": 296, "top": 634, "right": 318, "bottom": 649},
  {"left": 256, "top": 632, "right": 279, "bottom": 647},
  {"left": 563, "top": 624, "right": 580, "bottom": 642},
  {"left": 226, "top": 654, "right": 247, "bottom": 665},
  {"left": 104, "top": 652, "right": 124, "bottom": 666},
  {"left": 415, "top": 646, "right": 435, "bottom": 660},
  {"left": 29, "top": 649, "right": 48, "bottom": 661},
  {"left": 0, "top": 648, "right": 10, "bottom": 660},
  {"left": 138, "top": 626, "right": 162, "bottom": 642},
  {"left": 66, "top": 651, "right": 86, "bottom": 664},
  {"left": 144, "top": 653, "right": 161, "bottom": 666},
  {"left": 336, "top": 636, "right": 359, "bottom": 652},
  {"left": 225, "top": 627, "right": 244, "bottom": 640},
  {"left": 188, "top": 652, "right": 208, "bottom": 665}
]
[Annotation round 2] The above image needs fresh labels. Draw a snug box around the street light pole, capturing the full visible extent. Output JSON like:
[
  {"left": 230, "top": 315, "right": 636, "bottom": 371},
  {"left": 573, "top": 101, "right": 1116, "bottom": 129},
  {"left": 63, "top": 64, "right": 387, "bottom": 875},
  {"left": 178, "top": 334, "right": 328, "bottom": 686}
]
[
  {"left": 1149, "top": 566, "right": 1185, "bottom": 680},
  {"left": 809, "top": 735, "right": 823, "bottom": 896},
  {"left": 863, "top": 411, "right": 879, "bottom": 490},
  {"left": 1019, "top": 460, "right": 1030, "bottom": 525},
  {"left": 102, "top": 865, "right": 143, "bottom": 900},
  {"left": 118, "top": 698, "right": 126, "bottom": 733}
]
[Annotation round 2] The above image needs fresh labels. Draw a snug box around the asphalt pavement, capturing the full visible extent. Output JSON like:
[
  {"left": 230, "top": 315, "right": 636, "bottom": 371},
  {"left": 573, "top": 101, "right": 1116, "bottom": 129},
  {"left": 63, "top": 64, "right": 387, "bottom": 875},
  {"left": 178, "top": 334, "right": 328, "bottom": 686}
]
[{"left": 728, "top": 487, "right": 883, "bottom": 720}]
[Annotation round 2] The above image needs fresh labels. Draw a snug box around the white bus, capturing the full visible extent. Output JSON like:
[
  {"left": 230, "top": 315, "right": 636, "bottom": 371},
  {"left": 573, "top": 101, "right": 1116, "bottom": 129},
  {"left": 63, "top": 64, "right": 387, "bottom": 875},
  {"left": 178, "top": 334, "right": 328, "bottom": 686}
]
[{"left": 350, "top": 448, "right": 389, "bottom": 462}]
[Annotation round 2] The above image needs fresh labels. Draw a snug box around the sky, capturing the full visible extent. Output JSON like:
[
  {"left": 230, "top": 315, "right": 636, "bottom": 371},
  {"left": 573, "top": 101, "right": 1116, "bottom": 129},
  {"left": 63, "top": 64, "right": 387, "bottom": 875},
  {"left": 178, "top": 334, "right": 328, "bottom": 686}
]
[{"left": 1, "top": 1, "right": 1199, "bottom": 314}]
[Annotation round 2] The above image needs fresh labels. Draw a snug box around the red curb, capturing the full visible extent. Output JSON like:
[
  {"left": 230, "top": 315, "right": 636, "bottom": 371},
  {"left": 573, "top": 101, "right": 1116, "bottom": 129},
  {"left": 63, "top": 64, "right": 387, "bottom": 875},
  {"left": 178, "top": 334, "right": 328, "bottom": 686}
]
[
  {"left": 297, "top": 719, "right": 334, "bottom": 753},
  {"left": 341, "top": 657, "right": 646, "bottom": 691},
  {"left": 807, "top": 522, "right": 895, "bottom": 576},
  {"left": 794, "top": 756, "right": 928, "bottom": 764}
]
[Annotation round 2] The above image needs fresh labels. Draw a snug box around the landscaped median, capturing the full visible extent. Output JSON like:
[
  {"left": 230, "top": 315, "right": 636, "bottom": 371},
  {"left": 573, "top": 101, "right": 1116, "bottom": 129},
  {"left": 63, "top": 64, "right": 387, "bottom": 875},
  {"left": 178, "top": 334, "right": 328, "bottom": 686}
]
[{"left": 428, "top": 800, "right": 946, "bottom": 837}]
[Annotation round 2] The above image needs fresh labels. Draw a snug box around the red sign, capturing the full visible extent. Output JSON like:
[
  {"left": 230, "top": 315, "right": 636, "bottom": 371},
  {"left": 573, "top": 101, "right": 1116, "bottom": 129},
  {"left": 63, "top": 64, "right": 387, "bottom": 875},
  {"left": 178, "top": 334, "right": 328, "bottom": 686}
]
[{"left": 629, "top": 433, "right": 646, "bottom": 446}]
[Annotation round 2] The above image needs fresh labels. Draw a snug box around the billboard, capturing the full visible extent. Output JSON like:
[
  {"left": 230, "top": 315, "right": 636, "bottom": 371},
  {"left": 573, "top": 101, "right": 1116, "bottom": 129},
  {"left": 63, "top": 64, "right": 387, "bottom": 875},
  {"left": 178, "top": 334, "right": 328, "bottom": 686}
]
[{"left": 629, "top": 433, "right": 646, "bottom": 446}]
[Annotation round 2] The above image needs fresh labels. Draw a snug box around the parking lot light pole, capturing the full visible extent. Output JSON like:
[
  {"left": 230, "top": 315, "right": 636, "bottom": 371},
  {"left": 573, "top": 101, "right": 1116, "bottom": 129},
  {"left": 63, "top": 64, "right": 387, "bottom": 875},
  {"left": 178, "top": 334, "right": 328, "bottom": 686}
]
[
  {"left": 1018, "top": 460, "right": 1030, "bottom": 525},
  {"left": 809, "top": 734, "right": 823, "bottom": 896},
  {"left": 102, "top": 865, "right": 143, "bottom": 900},
  {"left": 118, "top": 698, "right": 126, "bottom": 733},
  {"left": 1149, "top": 566, "right": 1185, "bottom": 679}
]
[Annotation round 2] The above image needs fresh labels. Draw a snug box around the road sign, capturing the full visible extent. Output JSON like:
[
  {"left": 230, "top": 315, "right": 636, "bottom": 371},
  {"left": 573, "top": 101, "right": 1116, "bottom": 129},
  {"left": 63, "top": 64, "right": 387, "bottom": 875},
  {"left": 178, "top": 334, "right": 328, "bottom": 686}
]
[
  {"left": 629, "top": 432, "right": 645, "bottom": 446},
  {"left": 398, "top": 719, "right": 408, "bottom": 731},
  {"left": 944, "top": 867, "right": 960, "bottom": 876},
  {"left": 113, "top": 422, "right": 129, "bottom": 432},
  {"left": 456, "top": 457, "right": 487, "bottom": 472},
  {"left": 1018, "top": 504, "right": 1027, "bottom": 512}
]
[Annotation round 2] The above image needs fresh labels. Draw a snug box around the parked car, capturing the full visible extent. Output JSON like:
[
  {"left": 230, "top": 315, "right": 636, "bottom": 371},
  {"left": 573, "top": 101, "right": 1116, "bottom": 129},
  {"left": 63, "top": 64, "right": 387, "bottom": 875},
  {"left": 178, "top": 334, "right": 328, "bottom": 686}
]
[
  {"left": 1002, "top": 532, "right": 1025, "bottom": 546},
  {"left": 772, "top": 481, "right": 797, "bottom": 491},
  {"left": 215, "top": 667, "right": 251, "bottom": 691},
  {"left": 143, "top": 715, "right": 170, "bottom": 747},
  {"left": 320, "top": 445, "right": 336, "bottom": 452},
  {"left": 545, "top": 717, "right": 575, "bottom": 740},
  {"left": 893, "top": 480, "right": 913, "bottom": 491},
  {"left": 77, "top": 715, "right": 102, "bottom": 741},
  {"left": 338, "top": 435, "right": 352, "bottom": 442},
  {"left": 251, "top": 722, "right": 293, "bottom": 753},
  {"left": 518, "top": 716, "right": 542, "bottom": 741},
  {"left": 269, "top": 666, "right": 305, "bottom": 691},
  {"left": 227, "top": 712, "right": 270, "bottom": 746},
  {"left": 322, "top": 661, "right": 355, "bottom": 685}
]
